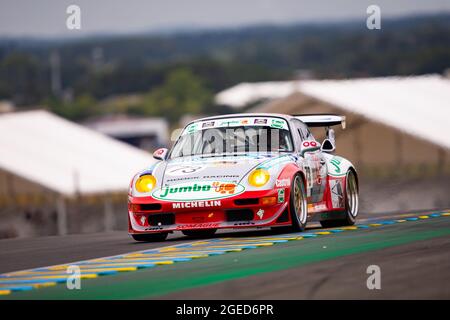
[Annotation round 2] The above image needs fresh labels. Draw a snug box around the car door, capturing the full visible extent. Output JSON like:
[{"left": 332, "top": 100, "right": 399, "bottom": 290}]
[{"left": 291, "top": 119, "right": 327, "bottom": 203}]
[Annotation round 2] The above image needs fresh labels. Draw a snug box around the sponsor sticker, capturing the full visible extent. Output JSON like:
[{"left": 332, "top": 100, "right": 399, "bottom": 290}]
[
  {"left": 202, "top": 121, "right": 215, "bottom": 128},
  {"left": 152, "top": 181, "right": 245, "bottom": 201},
  {"left": 277, "top": 188, "right": 285, "bottom": 203},
  {"left": 330, "top": 156, "right": 343, "bottom": 174},
  {"left": 172, "top": 200, "right": 221, "bottom": 209},
  {"left": 182, "top": 117, "right": 289, "bottom": 135},
  {"left": 218, "top": 119, "right": 240, "bottom": 126},
  {"left": 271, "top": 119, "right": 285, "bottom": 129},
  {"left": 275, "top": 178, "right": 290, "bottom": 187},
  {"left": 254, "top": 118, "right": 268, "bottom": 125},
  {"left": 330, "top": 179, "right": 344, "bottom": 208},
  {"left": 176, "top": 222, "right": 220, "bottom": 230},
  {"left": 186, "top": 123, "right": 198, "bottom": 133},
  {"left": 256, "top": 209, "right": 264, "bottom": 219}
]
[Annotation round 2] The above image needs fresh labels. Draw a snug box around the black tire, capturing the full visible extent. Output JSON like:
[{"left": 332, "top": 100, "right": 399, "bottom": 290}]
[
  {"left": 131, "top": 232, "right": 168, "bottom": 242},
  {"left": 182, "top": 229, "right": 217, "bottom": 238},
  {"left": 320, "top": 170, "right": 359, "bottom": 228},
  {"left": 289, "top": 174, "right": 308, "bottom": 232}
]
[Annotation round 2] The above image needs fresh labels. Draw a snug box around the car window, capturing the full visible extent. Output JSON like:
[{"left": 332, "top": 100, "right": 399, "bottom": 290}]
[
  {"left": 171, "top": 124, "right": 294, "bottom": 158},
  {"left": 292, "top": 119, "right": 313, "bottom": 141}
]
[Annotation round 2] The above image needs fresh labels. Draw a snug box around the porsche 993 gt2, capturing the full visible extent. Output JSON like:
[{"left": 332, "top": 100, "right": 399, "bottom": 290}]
[{"left": 128, "top": 113, "right": 358, "bottom": 241}]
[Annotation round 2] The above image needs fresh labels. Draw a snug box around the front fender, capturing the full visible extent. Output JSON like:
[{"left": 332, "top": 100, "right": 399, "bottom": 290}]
[
  {"left": 129, "top": 160, "right": 166, "bottom": 197},
  {"left": 239, "top": 155, "right": 299, "bottom": 191},
  {"left": 276, "top": 163, "right": 305, "bottom": 186}
]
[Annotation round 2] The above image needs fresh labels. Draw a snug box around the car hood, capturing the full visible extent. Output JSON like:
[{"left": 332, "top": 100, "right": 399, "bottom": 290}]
[{"left": 161, "top": 153, "right": 280, "bottom": 186}]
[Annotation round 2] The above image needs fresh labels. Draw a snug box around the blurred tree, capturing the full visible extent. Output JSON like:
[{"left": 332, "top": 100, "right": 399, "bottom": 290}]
[
  {"left": 46, "top": 94, "right": 97, "bottom": 121},
  {"left": 141, "top": 68, "right": 212, "bottom": 123},
  {"left": 0, "top": 52, "right": 47, "bottom": 105},
  {"left": 0, "top": 14, "right": 448, "bottom": 116}
]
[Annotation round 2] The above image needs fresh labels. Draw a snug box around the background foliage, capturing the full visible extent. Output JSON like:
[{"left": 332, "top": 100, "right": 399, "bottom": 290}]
[{"left": 0, "top": 14, "right": 449, "bottom": 123}]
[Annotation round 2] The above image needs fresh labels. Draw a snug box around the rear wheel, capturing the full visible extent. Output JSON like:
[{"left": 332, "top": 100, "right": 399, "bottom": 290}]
[
  {"left": 131, "top": 232, "right": 168, "bottom": 242},
  {"left": 182, "top": 229, "right": 217, "bottom": 238},
  {"left": 289, "top": 174, "right": 308, "bottom": 231},
  {"left": 320, "top": 170, "right": 359, "bottom": 228}
]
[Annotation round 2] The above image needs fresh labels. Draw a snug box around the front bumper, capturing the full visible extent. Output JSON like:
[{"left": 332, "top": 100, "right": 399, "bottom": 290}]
[{"left": 128, "top": 189, "right": 290, "bottom": 234}]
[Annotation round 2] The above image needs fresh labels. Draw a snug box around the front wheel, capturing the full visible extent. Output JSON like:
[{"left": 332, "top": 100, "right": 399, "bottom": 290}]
[
  {"left": 320, "top": 170, "right": 359, "bottom": 228},
  {"left": 289, "top": 174, "right": 308, "bottom": 231},
  {"left": 131, "top": 232, "right": 168, "bottom": 242}
]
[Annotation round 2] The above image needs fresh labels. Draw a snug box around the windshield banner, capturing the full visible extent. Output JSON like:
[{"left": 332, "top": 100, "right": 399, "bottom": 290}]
[{"left": 182, "top": 117, "right": 289, "bottom": 135}]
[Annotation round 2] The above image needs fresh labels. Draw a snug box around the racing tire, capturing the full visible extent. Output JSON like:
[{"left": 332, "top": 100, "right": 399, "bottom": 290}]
[
  {"left": 131, "top": 232, "right": 168, "bottom": 242},
  {"left": 289, "top": 174, "right": 308, "bottom": 232},
  {"left": 182, "top": 229, "right": 217, "bottom": 238},
  {"left": 320, "top": 170, "right": 359, "bottom": 228}
]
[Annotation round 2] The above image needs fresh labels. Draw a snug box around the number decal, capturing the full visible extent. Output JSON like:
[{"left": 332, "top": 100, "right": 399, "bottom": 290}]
[{"left": 166, "top": 165, "right": 204, "bottom": 176}]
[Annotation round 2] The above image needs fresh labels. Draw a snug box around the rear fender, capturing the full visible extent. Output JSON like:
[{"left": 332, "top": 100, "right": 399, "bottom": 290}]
[
  {"left": 322, "top": 154, "right": 358, "bottom": 214},
  {"left": 324, "top": 154, "right": 356, "bottom": 178}
]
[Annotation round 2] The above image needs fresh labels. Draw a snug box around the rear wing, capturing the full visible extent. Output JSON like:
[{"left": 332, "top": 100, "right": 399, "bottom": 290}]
[{"left": 294, "top": 114, "right": 346, "bottom": 129}]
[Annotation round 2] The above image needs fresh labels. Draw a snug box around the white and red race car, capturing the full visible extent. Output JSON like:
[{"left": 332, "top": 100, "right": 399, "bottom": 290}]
[{"left": 128, "top": 113, "right": 359, "bottom": 241}]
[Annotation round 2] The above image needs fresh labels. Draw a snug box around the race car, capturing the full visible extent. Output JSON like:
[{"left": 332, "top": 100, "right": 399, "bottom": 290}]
[{"left": 128, "top": 113, "right": 359, "bottom": 241}]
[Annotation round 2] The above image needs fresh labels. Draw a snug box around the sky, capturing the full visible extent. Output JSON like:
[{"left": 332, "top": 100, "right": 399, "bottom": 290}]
[{"left": 0, "top": 0, "right": 449, "bottom": 38}]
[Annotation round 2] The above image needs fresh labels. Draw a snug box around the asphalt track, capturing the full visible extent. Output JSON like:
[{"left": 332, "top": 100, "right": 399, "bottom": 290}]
[{"left": 0, "top": 210, "right": 449, "bottom": 299}]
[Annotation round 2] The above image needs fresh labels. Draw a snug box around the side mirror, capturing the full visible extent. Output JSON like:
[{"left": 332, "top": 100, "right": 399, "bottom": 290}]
[
  {"left": 300, "top": 140, "right": 320, "bottom": 156},
  {"left": 153, "top": 148, "right": 169, "bottom": 160}
]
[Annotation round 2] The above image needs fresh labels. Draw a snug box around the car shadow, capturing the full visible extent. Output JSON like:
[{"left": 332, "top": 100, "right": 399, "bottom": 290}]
[{"left": 128, "top": 223, "right": 325, "bottom": 244}]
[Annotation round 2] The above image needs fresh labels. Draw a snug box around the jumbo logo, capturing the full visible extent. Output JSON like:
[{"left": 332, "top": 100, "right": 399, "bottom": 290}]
[{"left": 151, "top": 181, "right": 245, "bottom": 201}]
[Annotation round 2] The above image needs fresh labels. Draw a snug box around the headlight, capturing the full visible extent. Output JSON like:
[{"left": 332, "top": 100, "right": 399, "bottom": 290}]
[
  {"left": 135, "top": 175, "right": 157, "bottom": 193},
  {"left": 248, "top": 169, "right": 270, "bottom": 187}
]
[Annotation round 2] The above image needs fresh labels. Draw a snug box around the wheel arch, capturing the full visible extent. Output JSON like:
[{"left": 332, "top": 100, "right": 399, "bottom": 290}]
[
  {"left": 296, "top": 169, "right": 307, "bottom": 188},
  {"left": 347, "top": 167, "right": 359, "bottom": 191},
  {"left": 276, "top": 163, "right": 307, "bottom": 221},
  {"left": 276, "top": 162, "right": 306, "bottom": 185}
]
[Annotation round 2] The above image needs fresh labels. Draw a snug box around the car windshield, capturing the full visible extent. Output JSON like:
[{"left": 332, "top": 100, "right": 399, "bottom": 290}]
[{"left": 170, "top": 117, "right": 293, "bottom": 159}]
